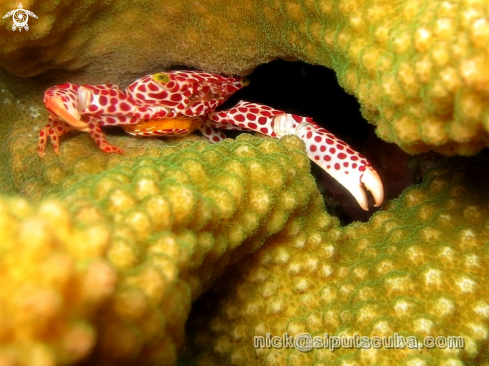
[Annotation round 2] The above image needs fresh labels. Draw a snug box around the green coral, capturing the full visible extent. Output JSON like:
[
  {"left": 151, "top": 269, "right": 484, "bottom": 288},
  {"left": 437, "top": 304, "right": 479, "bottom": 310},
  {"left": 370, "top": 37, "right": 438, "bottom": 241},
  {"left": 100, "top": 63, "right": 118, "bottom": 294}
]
[
  {"left": 183, "top": 155, "right": 489, "bottom": 365},
  {"left": 1, "top": 0, "right": 489, "bottom": 153}
]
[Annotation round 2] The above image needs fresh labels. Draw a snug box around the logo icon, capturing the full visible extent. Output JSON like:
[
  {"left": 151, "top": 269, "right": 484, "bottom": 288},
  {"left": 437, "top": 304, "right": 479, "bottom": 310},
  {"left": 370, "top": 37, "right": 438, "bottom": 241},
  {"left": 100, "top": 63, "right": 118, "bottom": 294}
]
[{"left": 2, "top": 3, "right": 37, "bottom": 32}]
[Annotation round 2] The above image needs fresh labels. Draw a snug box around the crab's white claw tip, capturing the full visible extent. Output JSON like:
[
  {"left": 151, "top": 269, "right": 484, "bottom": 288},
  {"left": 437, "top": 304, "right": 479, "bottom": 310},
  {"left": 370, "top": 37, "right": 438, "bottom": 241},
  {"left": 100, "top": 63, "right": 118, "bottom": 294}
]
[
  {"left": 361, "top": 167, "right": 384, "bottom": 208},
  {"left": 325, "top": 167, "right": 384, "bottom": 211},
  {"left": 345, "top": 182, "right": 370, "bottom": 211}
]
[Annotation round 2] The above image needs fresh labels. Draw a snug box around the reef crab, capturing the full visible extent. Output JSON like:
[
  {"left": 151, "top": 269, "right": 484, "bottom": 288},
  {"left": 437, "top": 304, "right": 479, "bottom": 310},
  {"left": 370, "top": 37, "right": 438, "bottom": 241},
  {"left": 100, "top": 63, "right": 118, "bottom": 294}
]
[{"left": 38, "top": 70, "right": 384, "bottom": 210}]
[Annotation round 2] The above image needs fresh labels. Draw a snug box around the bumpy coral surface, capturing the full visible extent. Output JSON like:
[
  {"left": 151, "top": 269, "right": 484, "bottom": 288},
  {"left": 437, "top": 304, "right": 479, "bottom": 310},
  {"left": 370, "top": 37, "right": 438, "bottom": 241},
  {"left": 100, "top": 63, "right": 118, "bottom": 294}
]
[
  {"left": 184, "top": 156, "right": 489, "bottom": 365},
  {"left": 0, "top": 66, "right": 327, "bottom": 366},
  {"left": 1, "top": 0, "right": 489, "bottom": 154},
  {"left": 1, "top": 2, "right": 489, "bottom": 364}
]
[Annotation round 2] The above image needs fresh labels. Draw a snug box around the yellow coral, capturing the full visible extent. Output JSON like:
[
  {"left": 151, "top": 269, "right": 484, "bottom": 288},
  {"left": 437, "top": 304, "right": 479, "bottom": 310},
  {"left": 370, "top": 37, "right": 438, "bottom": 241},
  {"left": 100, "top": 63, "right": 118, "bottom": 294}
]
[
  {"left": 1, "top": 0, "right": 489, "bottom": 153},
  {"left": 0, "top": 126, "right": 328, "bottom": 365},
  {"left": 184, "top": 156, "right": 489, "bottom": 365}
]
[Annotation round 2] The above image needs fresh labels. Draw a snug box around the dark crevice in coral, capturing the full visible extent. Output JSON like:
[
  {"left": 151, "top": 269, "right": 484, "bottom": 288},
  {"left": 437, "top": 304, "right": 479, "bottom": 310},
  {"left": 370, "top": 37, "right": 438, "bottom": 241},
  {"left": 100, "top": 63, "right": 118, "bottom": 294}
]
[{"left": 219, "top": 60, "right": 429, "bottom": 225}]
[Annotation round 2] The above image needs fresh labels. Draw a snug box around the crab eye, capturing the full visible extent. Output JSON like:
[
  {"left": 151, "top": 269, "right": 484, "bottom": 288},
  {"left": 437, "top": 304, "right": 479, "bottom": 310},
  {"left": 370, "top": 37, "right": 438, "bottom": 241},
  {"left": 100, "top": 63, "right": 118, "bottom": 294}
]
[
  {"left": 153, "top": 73, "right": 170, "bottom": 83},
  {"left": 242, "top": 78, "right": 250, "bottom": 87}
]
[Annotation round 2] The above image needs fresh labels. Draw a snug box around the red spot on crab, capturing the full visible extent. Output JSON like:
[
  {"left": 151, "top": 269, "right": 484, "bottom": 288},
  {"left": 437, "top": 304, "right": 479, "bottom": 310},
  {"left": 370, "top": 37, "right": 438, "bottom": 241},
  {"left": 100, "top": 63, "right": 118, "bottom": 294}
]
[
  {"left": 99, "top": 96, "right": 108, "bottom": 106},
  {"left": 148, "top": 91, "right": 168, "bottom": 99},
  {"left": 148, "top": 83, "right": 159, "bottom": 92},
  {"left": 235, "top": 114, "right": 245, "bottom": 122},
  {"left": 246, "top": 113, "right": 256, "bottom": 121},
  {"left": 192, "top": 74, "right": 205, "bottom": 82},
  {"left": 171, "top": 94, "right": 183, "bottom": 102},
  {"left": 292, "top": 115, "right": 302, "bottom": 123},
  {"left": 120, "top": 103, "right": 131, "bottom": 112},
  {"left": 226, "top": 85, "right": 238, "bottom": 93},
  {"left": 258, "top": 117, "right": 267, "bottom": 125}
]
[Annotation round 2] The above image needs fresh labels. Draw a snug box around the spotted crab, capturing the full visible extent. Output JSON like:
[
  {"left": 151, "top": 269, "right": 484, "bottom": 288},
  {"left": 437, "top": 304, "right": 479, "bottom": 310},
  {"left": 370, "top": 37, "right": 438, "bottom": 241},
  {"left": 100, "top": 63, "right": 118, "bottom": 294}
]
[{"left": 39, "top": 70, "right": 384, "bottom": 210}]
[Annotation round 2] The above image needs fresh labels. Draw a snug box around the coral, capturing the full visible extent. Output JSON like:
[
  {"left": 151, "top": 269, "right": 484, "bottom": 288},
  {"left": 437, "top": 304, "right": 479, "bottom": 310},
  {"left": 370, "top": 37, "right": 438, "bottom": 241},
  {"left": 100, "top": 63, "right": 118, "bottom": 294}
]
[
  {"left": 0, "top": 94, "right": 328, "bottom": 366},
  {"left": 1, "top": 0, "right": 489, "bottom": 154},
  {"left": 184, "top": 155, "right": 489, "bottom": 365},
  {"left": 1, "top": 1, "right": 489, "bottom": 364}
]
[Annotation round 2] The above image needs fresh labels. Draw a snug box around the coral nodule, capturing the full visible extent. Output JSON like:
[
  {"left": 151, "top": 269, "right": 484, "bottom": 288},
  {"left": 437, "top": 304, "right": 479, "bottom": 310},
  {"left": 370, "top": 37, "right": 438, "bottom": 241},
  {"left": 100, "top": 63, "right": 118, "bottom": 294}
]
[{"left": 0, "top": 132, "right": 328, "bottom": 366}]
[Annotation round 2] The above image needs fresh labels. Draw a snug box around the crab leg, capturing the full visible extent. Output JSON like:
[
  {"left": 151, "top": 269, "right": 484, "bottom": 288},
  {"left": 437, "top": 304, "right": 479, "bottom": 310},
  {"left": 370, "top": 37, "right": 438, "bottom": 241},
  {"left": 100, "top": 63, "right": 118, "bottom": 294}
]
[
  {"left": 199, "top": 125, "right": 227, "bottom": 142},
  {"left": 208, "top": 101, "right": 384, "bottom": 210},
  {"left": 83, "top": 116, "right": 125, "bottom": 154},
  {"left": 38, "top": 117, "right": 76, "bottom": 157}
]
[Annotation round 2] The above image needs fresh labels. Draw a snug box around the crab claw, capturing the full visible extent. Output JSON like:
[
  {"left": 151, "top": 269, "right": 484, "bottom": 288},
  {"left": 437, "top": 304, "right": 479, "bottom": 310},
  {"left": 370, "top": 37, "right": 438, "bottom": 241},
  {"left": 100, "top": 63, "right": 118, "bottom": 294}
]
[
  {"left": 275, "top": 115, "right": 384, "bottom": 211},
  {"left": 208, "top": 100, "right": 384, "bottom": 211},
  {"left": 360, "top": 166, "right": 384, "bottom": 208},
  {"left": 336, "top": 164, "right": 384, "bottom": 211},
  {"left": 45, "top": 96, "right": 89, "bottom": 131}
]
